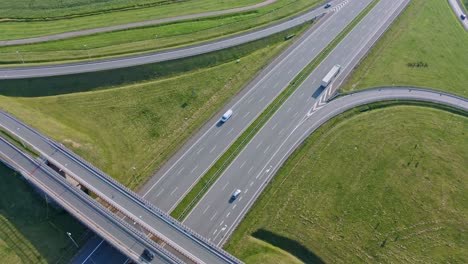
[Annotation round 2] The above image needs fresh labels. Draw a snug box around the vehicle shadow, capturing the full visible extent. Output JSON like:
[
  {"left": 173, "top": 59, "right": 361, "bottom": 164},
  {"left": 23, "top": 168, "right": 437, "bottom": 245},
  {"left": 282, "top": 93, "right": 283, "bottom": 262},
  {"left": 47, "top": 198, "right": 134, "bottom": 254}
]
[
  {"left": 252, "top": 229, "right": 324, "bottom": 263},
  {"left": 312, "top": 86, "right": 325, "bottom": 98}
]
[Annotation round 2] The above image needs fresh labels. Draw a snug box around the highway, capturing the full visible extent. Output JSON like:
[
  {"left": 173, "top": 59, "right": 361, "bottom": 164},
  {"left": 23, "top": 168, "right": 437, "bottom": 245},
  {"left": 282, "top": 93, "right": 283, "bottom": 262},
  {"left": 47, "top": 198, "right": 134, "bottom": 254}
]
[
  {"left": 0, "top": 137, "right": 181, "bottom": 264},
  {"left": 0, "top": 0, "right": 277, "bottom": 46},
  {"left": 140, "top": 0, "right": 370, "bottom": 214},
  {"left": 0, "top": 111, "right": 241, "bottom": 264},
  {"left": 449, "top": 0, "right": 468, "bottom": 31},
  {"left": 183, "top": 0, "right": 415, "bottom": 245},
  {"left": 0, "top": 0, "right": 348, "bottom": 79}
]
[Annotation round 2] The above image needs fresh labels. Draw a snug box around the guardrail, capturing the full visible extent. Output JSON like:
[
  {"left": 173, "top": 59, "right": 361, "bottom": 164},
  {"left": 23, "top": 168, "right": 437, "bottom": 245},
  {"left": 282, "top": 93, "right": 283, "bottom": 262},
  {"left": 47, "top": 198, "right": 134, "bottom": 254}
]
[
  {"left": 0, "top": 110, "right": 242, "bottom": 264},
  {"left": 0, "top": 136, "right": 183, "bottom": 264}
]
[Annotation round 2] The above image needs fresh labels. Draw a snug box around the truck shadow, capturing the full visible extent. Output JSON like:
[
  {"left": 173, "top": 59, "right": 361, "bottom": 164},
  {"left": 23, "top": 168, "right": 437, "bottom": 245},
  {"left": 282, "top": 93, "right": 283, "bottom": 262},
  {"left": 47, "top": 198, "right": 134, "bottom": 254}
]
[
  {"left": 252, "top": 229, "right": 324, "bottom": 263},
  {"left": 312, "top": 86, "right": 325, "bottom": 99}
]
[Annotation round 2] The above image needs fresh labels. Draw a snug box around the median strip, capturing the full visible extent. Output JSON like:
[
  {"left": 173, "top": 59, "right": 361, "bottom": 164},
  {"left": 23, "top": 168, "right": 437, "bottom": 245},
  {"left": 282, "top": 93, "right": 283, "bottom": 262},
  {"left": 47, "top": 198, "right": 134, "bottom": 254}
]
[{"left": 171, "top": 0, "right": 381, "bottom": 221}]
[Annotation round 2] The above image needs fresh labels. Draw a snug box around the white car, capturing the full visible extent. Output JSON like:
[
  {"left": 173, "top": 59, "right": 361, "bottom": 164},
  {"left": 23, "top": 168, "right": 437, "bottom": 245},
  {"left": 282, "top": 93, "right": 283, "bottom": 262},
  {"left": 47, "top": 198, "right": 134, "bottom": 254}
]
[
  {"left": 221, "top": 109, "right": 233, "bottom": 122},
  {"left": 231, "top": 189, "right": 241, "bottom": 200}
]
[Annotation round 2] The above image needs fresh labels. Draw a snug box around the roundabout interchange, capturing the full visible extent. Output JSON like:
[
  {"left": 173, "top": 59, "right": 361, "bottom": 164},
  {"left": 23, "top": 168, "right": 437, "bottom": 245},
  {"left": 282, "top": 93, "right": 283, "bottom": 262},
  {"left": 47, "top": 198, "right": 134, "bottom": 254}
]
[{"left": 0, "top": 0, "right": 466, "bottom": 263}]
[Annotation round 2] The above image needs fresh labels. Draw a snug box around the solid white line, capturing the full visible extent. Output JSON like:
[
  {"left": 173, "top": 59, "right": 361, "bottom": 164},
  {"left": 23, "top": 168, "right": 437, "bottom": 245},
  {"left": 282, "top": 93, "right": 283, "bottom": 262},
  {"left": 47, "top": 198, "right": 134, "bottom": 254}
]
[{"left": 80, "top": 240, "right": 104, "bottom": 264}]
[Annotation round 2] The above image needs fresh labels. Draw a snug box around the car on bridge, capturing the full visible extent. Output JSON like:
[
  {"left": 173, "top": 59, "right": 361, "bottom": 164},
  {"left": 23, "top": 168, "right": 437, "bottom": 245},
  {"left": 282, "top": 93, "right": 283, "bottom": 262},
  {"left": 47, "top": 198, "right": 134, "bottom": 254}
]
[{"left": 324, "top": 3, "right": 332, "bottom": 9}]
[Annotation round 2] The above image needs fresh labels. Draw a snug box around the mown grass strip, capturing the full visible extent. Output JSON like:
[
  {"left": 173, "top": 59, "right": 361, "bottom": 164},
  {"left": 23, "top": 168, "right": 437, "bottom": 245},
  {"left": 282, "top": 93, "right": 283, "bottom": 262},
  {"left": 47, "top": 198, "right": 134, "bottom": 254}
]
[
  {"left": 0, "top": 129, "right": 40, "bottom": 158},
  {"left": 171, "top": 0, "right": 381, "bottom": 220}
]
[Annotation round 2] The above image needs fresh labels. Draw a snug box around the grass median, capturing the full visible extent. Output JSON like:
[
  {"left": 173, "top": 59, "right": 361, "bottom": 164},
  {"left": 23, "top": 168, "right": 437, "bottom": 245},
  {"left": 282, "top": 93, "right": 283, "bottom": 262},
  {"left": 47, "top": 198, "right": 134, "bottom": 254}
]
[
  {"left": 171, "top": 0, "right": 380, "bottom": 220},
  {"left": 0, "top": 0, "right": 322, "bottom": 65},
  {"left": 342, "top": 0, "right": 468, "bottom": 97},
  {"left": 225, "top": 105, "right": 468, "bottom": 263},
  {"left": 0, "top": 23, "right": 308, "bottom": 189}
]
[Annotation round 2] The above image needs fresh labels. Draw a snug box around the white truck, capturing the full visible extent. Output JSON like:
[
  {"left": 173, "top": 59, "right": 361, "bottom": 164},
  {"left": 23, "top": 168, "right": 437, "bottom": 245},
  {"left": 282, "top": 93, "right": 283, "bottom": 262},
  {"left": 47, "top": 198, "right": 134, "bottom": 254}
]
[{"left": 321, "top": 64, "right": 341, "bottom": 87}]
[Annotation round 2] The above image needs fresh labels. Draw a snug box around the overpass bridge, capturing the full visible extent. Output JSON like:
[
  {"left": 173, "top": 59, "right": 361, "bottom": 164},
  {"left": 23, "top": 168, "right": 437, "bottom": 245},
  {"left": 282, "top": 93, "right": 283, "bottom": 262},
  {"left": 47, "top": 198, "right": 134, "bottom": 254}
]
[{"left": 0, "top": 110, "right": 242, "bottom": 264}]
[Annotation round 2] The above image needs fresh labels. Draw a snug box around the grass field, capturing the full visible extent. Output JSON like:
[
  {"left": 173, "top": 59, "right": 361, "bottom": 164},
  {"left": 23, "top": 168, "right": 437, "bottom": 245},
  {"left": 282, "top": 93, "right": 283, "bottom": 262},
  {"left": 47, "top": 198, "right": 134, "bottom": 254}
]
[
  {"left": 0, "top": 164, "right": 87, "bottom": 263},
  {"left": 342, "top": 0, "right": 468, "bottom": 97},
  {"left": 225, "top": 106, "right": 468, "bottom": 263},
  {"left": 0, "top": 0, "right": 261, "bottom": 19},
  {"left": 0, "top": 25, "right": 301, "bottom": 188},
  {"left": 0, "top": 0, "right": 321, "bottom": 65}
]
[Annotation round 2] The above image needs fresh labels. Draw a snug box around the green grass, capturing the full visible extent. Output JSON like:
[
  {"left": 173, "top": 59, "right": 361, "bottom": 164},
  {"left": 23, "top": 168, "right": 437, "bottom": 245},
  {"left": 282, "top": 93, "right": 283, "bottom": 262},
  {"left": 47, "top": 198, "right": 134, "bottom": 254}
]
[
  {"left": 171, "top": 0, "right": 379, "bottom": 220},
  {"left": 0, "top": 0, "right": 261, "bottom": 19},
  {"left": 0, "top": 24, "right": 303, "bottom": 189},
  {"left": 0, "top": 163, "right": 87, "bottom": 263},
  {"left": 225, "top": 106, "right": 468, "bottom": 263},
  {"left": 0, "top": 0, "right": 322, "bottom": 65},
  {"left": 342, "top": 0, "right": 468, "bottom": 97}
]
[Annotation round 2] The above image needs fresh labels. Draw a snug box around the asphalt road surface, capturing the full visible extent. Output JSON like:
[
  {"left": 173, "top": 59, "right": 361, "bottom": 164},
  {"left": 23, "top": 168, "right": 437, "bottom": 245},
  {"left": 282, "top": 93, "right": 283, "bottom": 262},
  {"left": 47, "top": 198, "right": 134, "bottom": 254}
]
[
  {"left": 183, "top": 0, "right": 415, "bottom": 245},
  {"left": 0, "top": 137, "right": 180, "bottom": 264},
  {"left": 449, "top": 0, "right": 468, "bottom": 31},
  {"left": 0, "top": 0, "right": 278, "bottom": 46},
  {"left": 0, "top": 0, "right": 348, "bottom": 79},
  {"left": 77, "top": 1, "right": 370, "bottom": 262}
]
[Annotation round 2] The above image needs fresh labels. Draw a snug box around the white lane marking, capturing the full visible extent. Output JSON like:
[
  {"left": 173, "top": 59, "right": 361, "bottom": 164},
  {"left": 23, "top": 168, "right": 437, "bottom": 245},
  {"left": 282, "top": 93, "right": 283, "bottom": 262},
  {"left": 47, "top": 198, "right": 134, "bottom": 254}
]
[
  {"left": 243, "top": 112, "right": 250, "bottom": 118},
  {"left": 256, "top": 141, "right": 263, "bottom": 149},
  {"left": 240, "top": 161, "right": 246, "bottom": 169},
  {"left": 287, "top": 107, "right": 292, "bottom": 113},
  {"left": 271, "top": 122, "right": 279, "bottom": 130},
  {"left": 233, "top": 204, "right": 237, "bottom": 209},
  {"left": 239, "top": 197, "right": 243, "bottom": 201},
  {"left": 226, "top": 212, "right": 231, "bottom": 218},
  {"left": 209, "top": 145, "right": 217, "bottom": 154},
  {"left": 210, "top": 212, "right": 218, "bottom": 221},
  {"left": 247, "top": 96, "right": 254, "bottom": 104},
  {"left": 245, "top": 189, "right": 249, "bottom": 194},
  {"left": 177, "top": 167, "right": 184, "bottom": 175},
  {"left": 227, "top": 128, "right": 234, "bottom": 135},
  {"left": 300, "top": 92, "right": 304, "bottom": 97},
  {"left": 248, "top": 166, "right": 254, "bottom": 175},
  {"left": 221, "top": 181, "right": 230, "bottom": 191},
  {"left": 170, "top": 187, "right": 178, "bottom": 196},
  {"left": 196, "top": 147, "right": 204, "bottom": 155},
  {"left": 259, "top": 96, "right": 266, "bottom": 103},
  {"left": 293, "top": 111, "right": 299, "bottom": 117},
  {"left": 202, "top": 205, "right": 210, "bottom": 215},
  {"left": 264, "top": 145, "right": 270, "bottom": 154},
  {"left": 155, "top": 188, "right": 164, "bottom": 198},
  {"left": 250, "top": 181, "right": 254, "bottom": 187},
  {"left": 279, "top": 128, "right": 286, "bottom": 135},
  {"left": 219, "top": 221, "right": 224, "bottom": 226},
  {"left": 213, "top": 229, "right": 218, "bottom": 235},
  {"left": 190, "top": 165, "right": 199, "bottom": 173},
  {"left": 214, "top": 129, "right": 222, "bottom": 136}
]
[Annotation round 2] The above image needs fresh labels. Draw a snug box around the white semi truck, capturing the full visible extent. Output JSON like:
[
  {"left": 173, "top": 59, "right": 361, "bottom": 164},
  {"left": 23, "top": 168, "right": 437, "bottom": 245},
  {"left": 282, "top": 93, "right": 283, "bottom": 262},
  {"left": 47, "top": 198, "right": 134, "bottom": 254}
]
[{"left": 321, "top": 64, "right": 341, "bottom": 87}]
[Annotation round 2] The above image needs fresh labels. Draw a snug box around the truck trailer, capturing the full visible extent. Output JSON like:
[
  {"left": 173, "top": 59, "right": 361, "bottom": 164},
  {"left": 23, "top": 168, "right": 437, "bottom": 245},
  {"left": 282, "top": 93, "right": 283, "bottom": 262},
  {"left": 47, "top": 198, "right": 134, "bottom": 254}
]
[{"left": 321, "top": 64, "right": 341, "bottom": 87}]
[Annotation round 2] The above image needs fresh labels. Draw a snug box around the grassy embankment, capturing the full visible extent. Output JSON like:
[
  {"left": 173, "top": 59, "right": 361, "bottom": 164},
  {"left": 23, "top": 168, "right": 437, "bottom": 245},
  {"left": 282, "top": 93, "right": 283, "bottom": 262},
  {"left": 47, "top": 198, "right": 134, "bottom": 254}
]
[
  {"left": 225, "top": 106, "right": 468, "bottom": 263},
  {"left": 171, "top": 0, "right": 380, "bottom": 220},
  {"left": 0, "top": 0, "right": 322, "bottom": 65},
  {"left": 0, "top": 164, "right": 87, "bottom": 264},
  {"left": 342, "top": 0, "right": 468, "bottom": 97},
  {"left": 0, "top": 0, "right": 260, "bottom": 19},
  {"left": 0, "top": 23, "right": 307, "bottom": 189}
]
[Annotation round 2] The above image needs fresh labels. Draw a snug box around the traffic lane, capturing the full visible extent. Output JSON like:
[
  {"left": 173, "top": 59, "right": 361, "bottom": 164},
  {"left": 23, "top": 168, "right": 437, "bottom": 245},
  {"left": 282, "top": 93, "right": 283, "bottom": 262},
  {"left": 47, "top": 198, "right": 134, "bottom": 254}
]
[
  {"left": 449, "top": 0, "right": 468, "bottom": 31},
  {"left": 184, "top": 0, "right": 408, "bottom": 241},
  {"left": 0, "top": 0, "right": 349, "bottom": 79},
  {"left": 0, "top": 139, "right": 174, "bottom": 264},
  {"left": 0, "top": 114, "right": 233, "bottom": 264},
  {"left": 143, "top": 0, "right": 373, "bottom": 213}
]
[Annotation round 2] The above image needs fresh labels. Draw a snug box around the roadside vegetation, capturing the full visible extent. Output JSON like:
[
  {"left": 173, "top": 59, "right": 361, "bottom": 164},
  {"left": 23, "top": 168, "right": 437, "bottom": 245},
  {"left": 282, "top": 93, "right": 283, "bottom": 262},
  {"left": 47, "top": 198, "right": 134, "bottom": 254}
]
[
  {"left": 0, "top": 24, "right": 305, "bottom": 188},
  {"left": 0, "top": 0, "right": 260, "bottom": 19},
  {"left": 0, "top": 164, "right": 87, "bottom": 263},
  {"left": 226, "top": 106, "right": 468, "bottom": 263},
  {"left": 342, "top": 0, "right": 468, "bottom": 97},
  {"left": 0, "top": 0, "right": 322, "bottom": 65}
]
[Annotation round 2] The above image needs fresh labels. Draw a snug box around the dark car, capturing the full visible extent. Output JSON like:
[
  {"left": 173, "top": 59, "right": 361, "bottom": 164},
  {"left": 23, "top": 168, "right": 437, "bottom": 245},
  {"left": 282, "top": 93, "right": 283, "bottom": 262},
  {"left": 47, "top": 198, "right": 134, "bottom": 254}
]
[
  {"left": 143, "top": 249, "right": 154, "bottom": 261},
  {"left": 324, "top": 3, "right": 332, "bottom": 9},
  {"left": 461, "top": 14, "right": 467, "bottom": 20}
]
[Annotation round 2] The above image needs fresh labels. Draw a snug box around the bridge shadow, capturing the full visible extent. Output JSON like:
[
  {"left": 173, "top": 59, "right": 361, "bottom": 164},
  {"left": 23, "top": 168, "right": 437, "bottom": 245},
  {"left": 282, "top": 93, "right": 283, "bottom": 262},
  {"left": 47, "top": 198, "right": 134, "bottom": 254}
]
[
  {"left": 0, "top": 163, "right": 86, "bottom": 263},
  {"left": 252, "top": 229, "right": 324, "bottom": 264}
]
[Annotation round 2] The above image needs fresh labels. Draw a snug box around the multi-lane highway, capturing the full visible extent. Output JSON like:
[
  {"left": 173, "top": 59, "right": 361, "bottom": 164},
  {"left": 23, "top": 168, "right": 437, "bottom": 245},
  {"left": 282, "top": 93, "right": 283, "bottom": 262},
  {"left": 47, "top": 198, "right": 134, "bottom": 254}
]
[
  {"left": 0, "top": 137, "right": 181, "bottom": 264},
  {"left": 182, "top": 0, "right": 414, "bottom": 244},
  {"left": 140, "top": 0, "right": 370, "bottom": 214},
  {"left": 0, "top": 110, "right": 241, "bottom": 264},
  {"left": 0, "top": 0, "right": 348, "bottom": 79}
]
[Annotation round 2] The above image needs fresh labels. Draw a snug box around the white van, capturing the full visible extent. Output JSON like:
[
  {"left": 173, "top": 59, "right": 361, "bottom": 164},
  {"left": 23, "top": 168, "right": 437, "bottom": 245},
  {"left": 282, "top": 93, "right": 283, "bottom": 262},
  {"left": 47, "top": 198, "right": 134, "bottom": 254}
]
[{"left": 221, "top": 109, "right": 233, "bottom": 122}]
